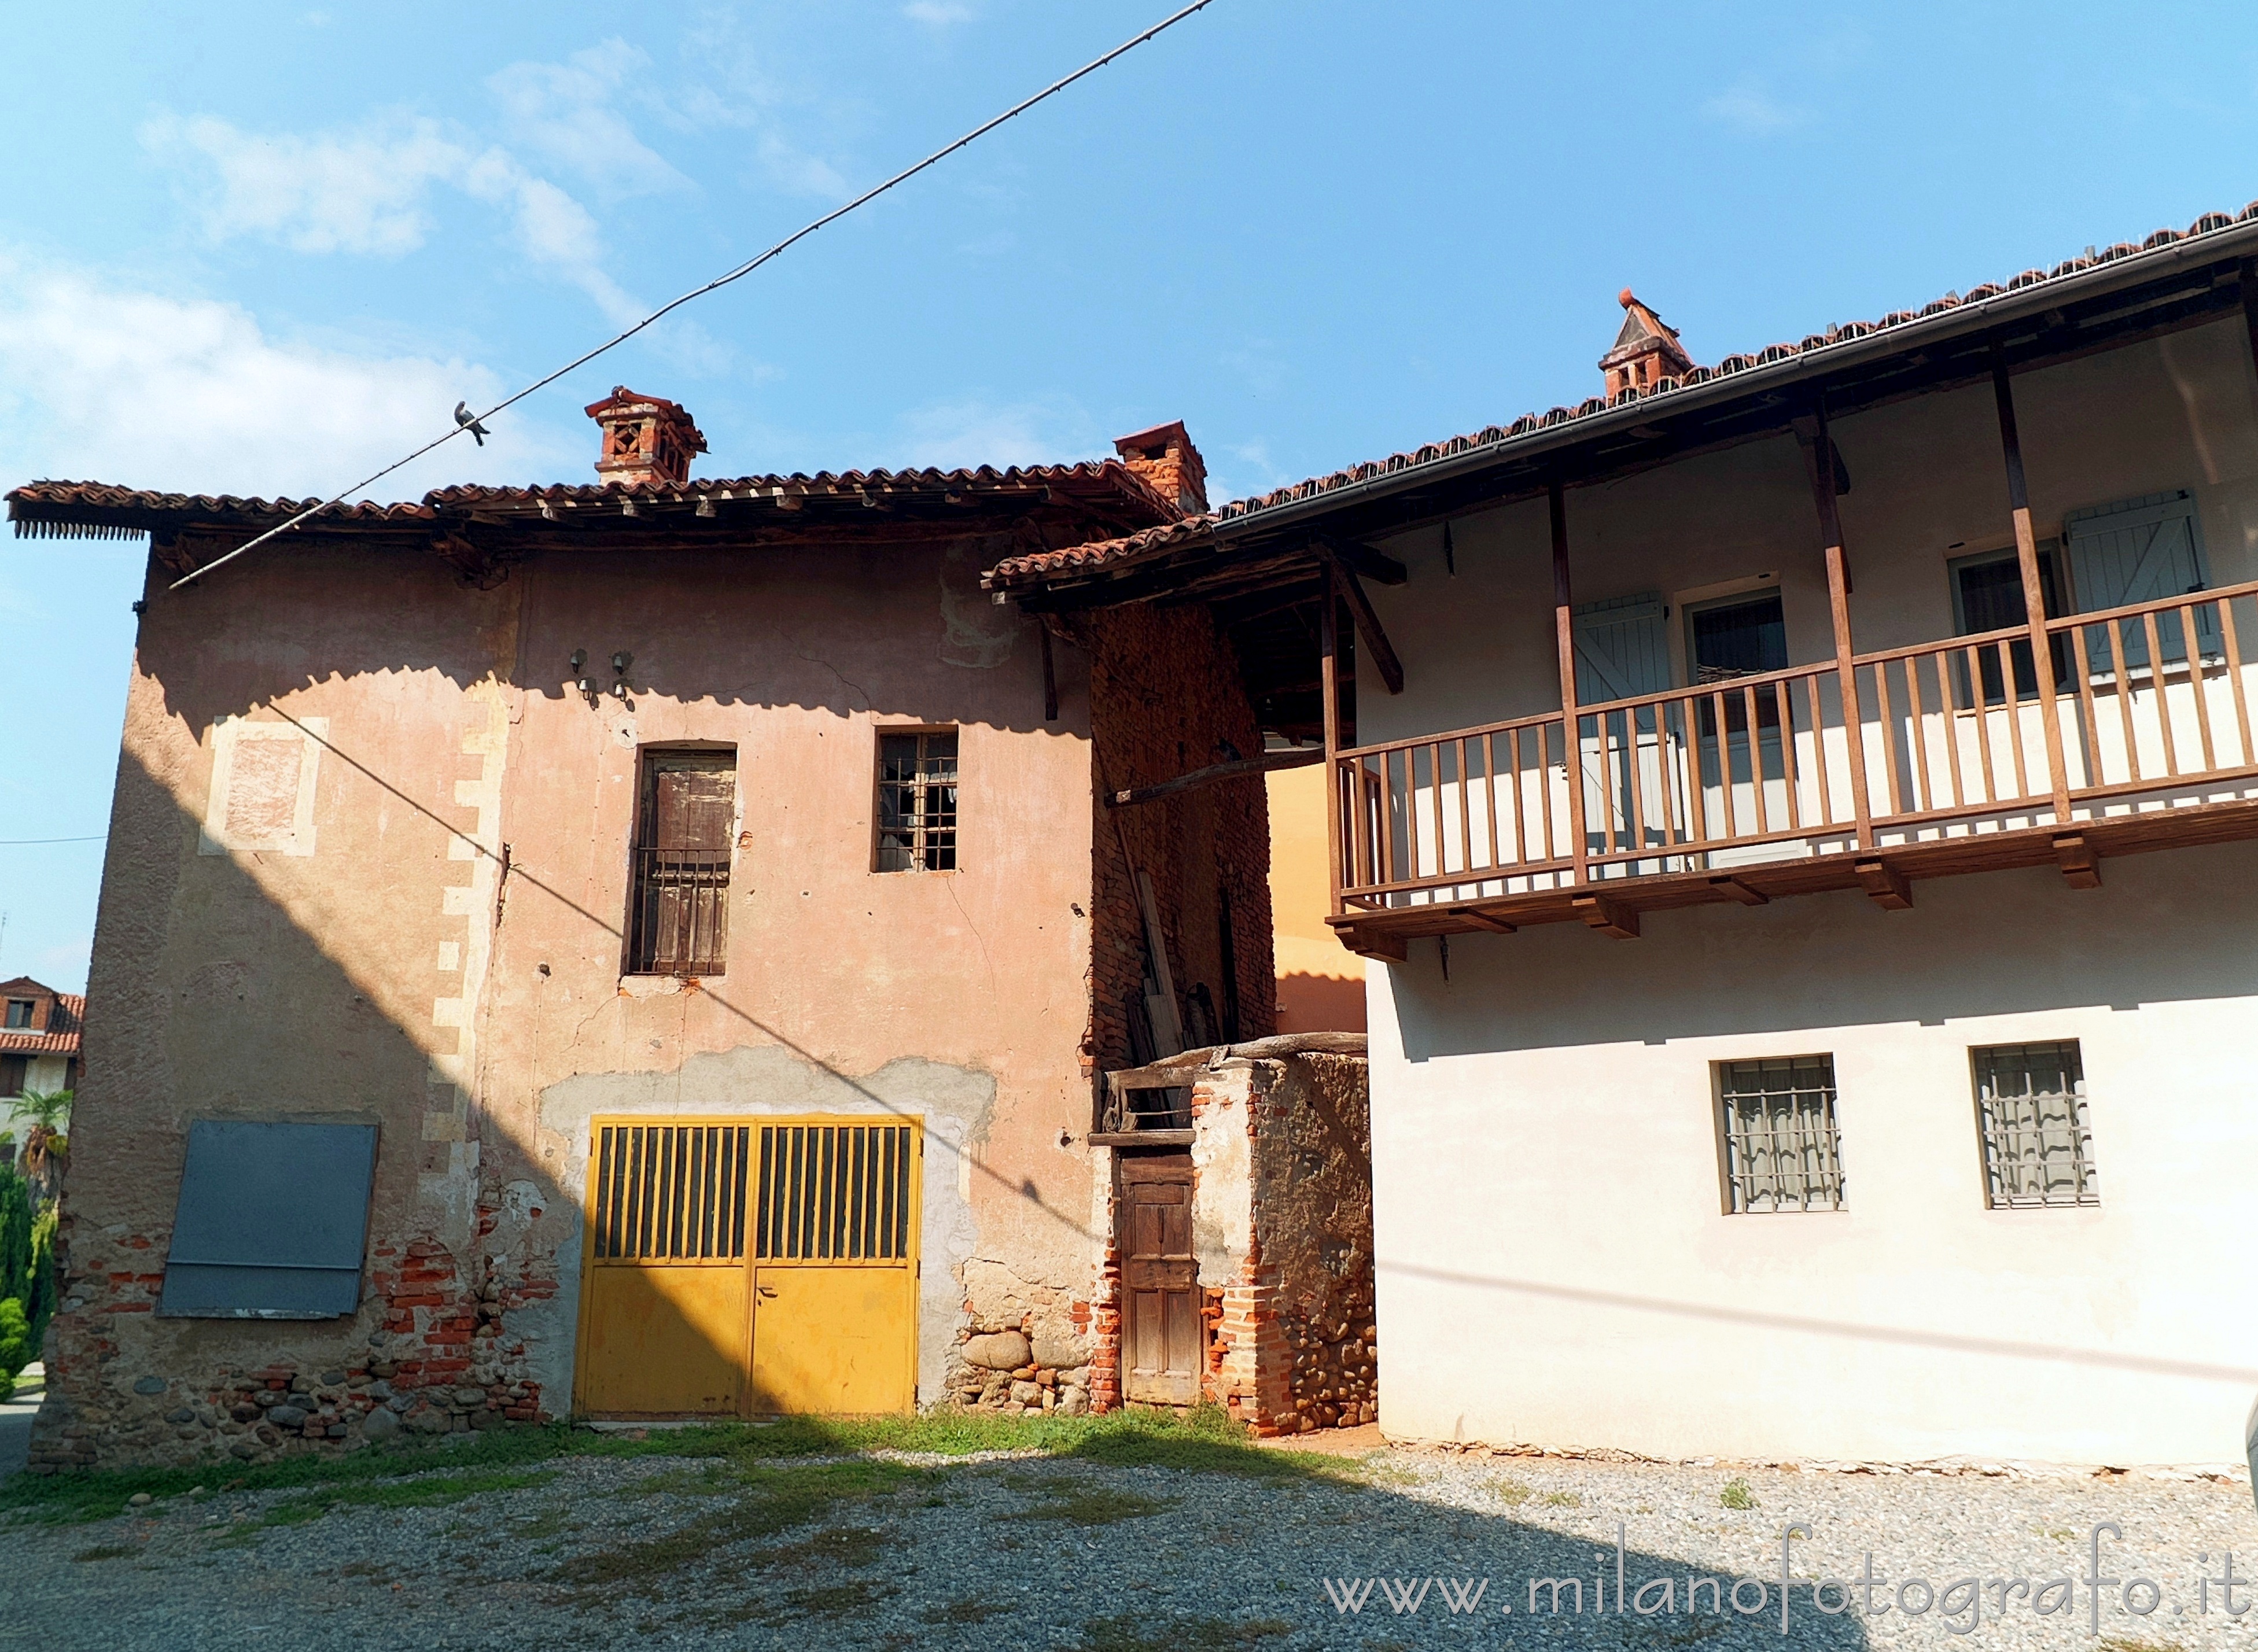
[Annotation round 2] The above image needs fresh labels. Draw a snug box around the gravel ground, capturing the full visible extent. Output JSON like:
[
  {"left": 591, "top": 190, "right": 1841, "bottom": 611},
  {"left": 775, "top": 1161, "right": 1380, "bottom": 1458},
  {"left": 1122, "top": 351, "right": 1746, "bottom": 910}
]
[{"left": 5, "top": 1439, "right": 2256, "bottom": 1651}]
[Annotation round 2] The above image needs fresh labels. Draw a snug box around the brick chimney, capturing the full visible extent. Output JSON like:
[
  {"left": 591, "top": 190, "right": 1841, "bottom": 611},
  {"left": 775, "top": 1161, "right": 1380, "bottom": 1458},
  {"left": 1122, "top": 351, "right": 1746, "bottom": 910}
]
[
  {"left": 1112, "top": 420, "right": 1208, "bottom": 515},
  {"left": 584, "top": 386, "right": 708, "bottom": 487},
  {"left": 1599, "top": 290, "right": 1694, "bottom": 397}
]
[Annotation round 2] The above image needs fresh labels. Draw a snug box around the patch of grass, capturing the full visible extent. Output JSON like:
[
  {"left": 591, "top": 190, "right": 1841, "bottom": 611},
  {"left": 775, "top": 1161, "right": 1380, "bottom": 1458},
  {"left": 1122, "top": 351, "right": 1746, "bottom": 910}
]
[
  {"left": 1491, "top": 1476, "right": 1533, "bottom": 1506},
  {"left": 1009, "top": 1480, "right": 1176, "bottom": 1527},
  {"left": 550, "top": 1460, "right": 912, "bottom": 1606},
  {"left": 508, "top": 1505, "right": 579, "bottom": 1540},
  {"left": 1719, "top": 1477, "right": 1757, "bottom": 1511},
  {"left": 761, "top": 1523, "right": 887, "bottom": 1569},
  {"left": 69, "top": 1543, "right": 137, "bottom": 1562},
  {"left": 1075, "top": 1613, "right": 1291, "bottom": 1651},
  {"left": 4, "top": 1402, "right": 1347, "bottom": 1528},
  {"left": 622, "top": 1462, "right": 738, "bottom": 1498},
  {"left": 0, "top": 1419, "right": 733, "bottom": 1526},
  {"left": 920, "top": 1596, "right": 1014, "bottom": 1625},
  {"left": 222, "top": 1467, "right": 556, "bottom": 1539},
  {"left": 719, "top": 1579, "right": 898, "bottom": 1627},
  {"left": 1541, "top": 1489, "right": 1581, "bottom": 1507}
]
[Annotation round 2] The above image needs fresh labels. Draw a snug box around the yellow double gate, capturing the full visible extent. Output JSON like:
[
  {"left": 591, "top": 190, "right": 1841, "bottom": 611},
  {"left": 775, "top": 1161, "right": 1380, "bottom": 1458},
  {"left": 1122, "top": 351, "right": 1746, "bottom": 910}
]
[{"left": 574, "top": 1115, "right": 922, "bottom": 1418}]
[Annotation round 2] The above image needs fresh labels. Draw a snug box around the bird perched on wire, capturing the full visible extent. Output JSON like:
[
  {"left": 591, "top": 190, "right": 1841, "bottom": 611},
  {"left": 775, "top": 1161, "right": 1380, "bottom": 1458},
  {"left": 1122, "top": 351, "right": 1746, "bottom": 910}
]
[{"left": 454, "top": 402, "right": 493, "bottom": 446}]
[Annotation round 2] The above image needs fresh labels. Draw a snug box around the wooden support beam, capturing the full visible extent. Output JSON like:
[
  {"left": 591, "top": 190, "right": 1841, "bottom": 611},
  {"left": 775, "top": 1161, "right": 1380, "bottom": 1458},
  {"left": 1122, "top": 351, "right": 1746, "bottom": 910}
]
[
  {"left": 1854, "top": 858, "right": 1913, "bottom": 910},
  {"left": 1572, "top": 894, "right": 1639, "bottom": 938},
  {"left": 1313, "top": 533, "right": 1409, "bottom": 587},
  {"left": 1324, "top": 550, "right": 1404, "bottom": 695},
  {"left": 1040, "top": 624, "right": 1058, "bottom": 722},
  {"left": 1800, "top": 396, "right": 1873, "bottom": 852},
  {"left": 2240, "top": 257, "right": 2258, "bottom": 388},
  {"left": 1706, "top": 874, "right": 1769, "bottom": 906},
  {"left": 2053, "top": 832, "right": 2102, "bottom": 890},
  {"left": 1108, "top": 746, "right": 1323, "bottom": 808},
  {"left": 1445, "top": 906, "right": 1517, "bottom": 933},
  {"left": 1320, "top": 563, "right": 1345, "bottom": 919},
  {"left": 1991, "top": 348, "right": 2073, "bottom": 828},
  {"left": 1551, "top": 474, "right": 1589, "bottom": 887},
  {"left": 1346, "top": 930, "right": 1408, "bottom": 963}
]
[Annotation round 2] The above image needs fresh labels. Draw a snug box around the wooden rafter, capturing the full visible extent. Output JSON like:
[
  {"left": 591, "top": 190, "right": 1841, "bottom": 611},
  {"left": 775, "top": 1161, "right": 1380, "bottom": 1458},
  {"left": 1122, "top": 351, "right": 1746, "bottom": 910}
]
[{"left": 1323, "top": 550, "right": 1404, "bottom": 696}]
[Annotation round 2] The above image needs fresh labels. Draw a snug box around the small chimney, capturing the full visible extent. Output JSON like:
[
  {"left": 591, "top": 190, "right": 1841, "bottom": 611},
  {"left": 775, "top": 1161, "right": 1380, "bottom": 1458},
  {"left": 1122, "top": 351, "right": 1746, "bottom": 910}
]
[
  {"left": 584, "top": 386, "right": 708, "bottom": 487},
  {"left": 1112, "top": 420, "right": 1209, "bottom": 515},
  {"left": 1599, "top": 290, "right": 1694, "bottom": 397}
]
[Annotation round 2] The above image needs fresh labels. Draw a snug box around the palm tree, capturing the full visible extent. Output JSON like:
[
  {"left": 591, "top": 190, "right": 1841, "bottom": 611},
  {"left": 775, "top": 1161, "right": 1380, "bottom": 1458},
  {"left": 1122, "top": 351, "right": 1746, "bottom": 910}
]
[{"left": 15, "top": 1089, "right": 70, "bottom": 1205}]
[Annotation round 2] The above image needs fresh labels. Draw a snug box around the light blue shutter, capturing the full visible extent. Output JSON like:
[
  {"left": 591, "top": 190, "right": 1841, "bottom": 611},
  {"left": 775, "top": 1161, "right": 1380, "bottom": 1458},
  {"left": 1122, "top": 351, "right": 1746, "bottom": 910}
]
[
  {"left": 1572, "top": 592, "right": 1671, "bottom": 705},
  {"left": 2064, "top": 491, "right": 2213, "bottom": 670}
]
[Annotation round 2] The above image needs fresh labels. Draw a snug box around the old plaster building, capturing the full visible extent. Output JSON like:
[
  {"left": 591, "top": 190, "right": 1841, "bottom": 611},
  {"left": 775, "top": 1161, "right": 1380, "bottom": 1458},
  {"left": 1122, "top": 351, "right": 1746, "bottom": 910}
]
[
  {"left": 1, "top": 976, "right": 82, "bottom": 1142},
  {"left": 6, "top": 395, "right": 1295, "bottom": 1468},
  {"left": 988, "top": 203, "right": 2258, "bottom": 1470}
]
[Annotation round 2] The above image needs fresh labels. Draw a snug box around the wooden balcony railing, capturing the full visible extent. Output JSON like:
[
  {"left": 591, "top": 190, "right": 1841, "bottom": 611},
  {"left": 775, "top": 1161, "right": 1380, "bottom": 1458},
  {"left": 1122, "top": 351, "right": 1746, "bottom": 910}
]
[{"left": 1335, "top": 579, "right": 2258, "bottom": 913}]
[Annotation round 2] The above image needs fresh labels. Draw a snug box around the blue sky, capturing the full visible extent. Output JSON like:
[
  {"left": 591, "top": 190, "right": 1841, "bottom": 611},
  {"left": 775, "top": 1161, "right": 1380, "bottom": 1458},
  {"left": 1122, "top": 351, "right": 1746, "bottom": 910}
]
[{"left": 6, "top": 0, "right": 2258, "bottom": 991}]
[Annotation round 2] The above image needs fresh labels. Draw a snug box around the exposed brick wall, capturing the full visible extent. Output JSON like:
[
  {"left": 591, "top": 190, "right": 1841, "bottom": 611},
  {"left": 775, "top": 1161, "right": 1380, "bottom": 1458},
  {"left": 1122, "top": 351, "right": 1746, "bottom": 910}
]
[
  {"left": 28, "top": 1179, "right": 558, "bottom": 1472},
  {"left": 1081, "top": 603, "right": 1276, "bottom": 1096}
]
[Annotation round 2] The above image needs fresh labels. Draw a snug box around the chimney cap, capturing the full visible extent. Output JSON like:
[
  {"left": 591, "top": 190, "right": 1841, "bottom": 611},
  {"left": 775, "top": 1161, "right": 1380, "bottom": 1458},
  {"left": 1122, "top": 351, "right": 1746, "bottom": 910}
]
[
  {"left": 584, "top": 386, "right": 708, "bottom": 487},
  {"left": 1110, "top": 419, "right": 1207, "bottom": 516}
]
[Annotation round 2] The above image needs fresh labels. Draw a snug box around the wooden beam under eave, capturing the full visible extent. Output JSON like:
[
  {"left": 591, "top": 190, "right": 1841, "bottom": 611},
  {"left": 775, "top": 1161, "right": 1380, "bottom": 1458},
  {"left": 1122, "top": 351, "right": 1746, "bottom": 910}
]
[
  {"left": 1108, "top": 747, "right": 1323, "bottom": 808},
  {"left": 1312, "top": 532, "right": 1409, "bottom": 586},
  {"left": 1345, "top": 930, "right": 1408, "bottom": 963},
  {"left": 2053, "top": 832, "right": 2102, "bottom": 890},
  {"left": 1571, "top": 894, "right": 1639, "bottom": 939},
  {"left": 1854, "top": 858, "right": 1913, "bottom": 910},
  {"left": 1324, "top": 551, "right": 1405, "bottom": 695}
]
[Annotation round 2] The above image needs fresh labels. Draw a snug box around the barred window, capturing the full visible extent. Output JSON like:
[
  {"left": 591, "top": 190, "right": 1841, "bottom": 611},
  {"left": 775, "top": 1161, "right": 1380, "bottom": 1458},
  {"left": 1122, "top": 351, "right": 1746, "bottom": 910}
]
[
  {"left": 876, "top": 730, "right": 957, "bottom": 872},
  {"left": 1973, "top": 1041, "right": 2097, "bottom": 1208},
  {"left": 1718, "top": 1056, "right": 1845, "bottom": 1213}
]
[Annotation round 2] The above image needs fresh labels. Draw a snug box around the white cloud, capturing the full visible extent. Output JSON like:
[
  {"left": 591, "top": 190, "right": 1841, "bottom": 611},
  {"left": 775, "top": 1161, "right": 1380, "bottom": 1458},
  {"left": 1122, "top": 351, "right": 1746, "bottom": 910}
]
[
  {"left": 145, "top": 110, "right": 470, "bottom": 256},
  {"left": 488, "top": 39, "right": 690, "bottom": 199},
  {"left": 893, "top": 397, "right": 1096, "bottom": 471},
  {"left": 147, "top": 110, "right": 649, "bottom": 324},
  {"left": 1702, "top": 82, "right": 1811, "bottom": 135},
  {"left": 0, "top": 248, "right": 573, "bottom": 499},
  {"left": 904, "top": 1, "right": 978, "bottom": 23}
]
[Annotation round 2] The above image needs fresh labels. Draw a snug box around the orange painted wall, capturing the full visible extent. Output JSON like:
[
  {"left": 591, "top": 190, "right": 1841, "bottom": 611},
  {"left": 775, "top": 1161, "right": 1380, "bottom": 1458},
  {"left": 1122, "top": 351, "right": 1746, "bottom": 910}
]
[{"left": 1263, "top": 760, "right": 1364, "bottom": 1034}]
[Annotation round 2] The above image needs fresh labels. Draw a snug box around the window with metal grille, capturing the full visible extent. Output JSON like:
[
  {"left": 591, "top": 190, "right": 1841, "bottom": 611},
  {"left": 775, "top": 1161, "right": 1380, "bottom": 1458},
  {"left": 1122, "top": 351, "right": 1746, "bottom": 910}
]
[
  {"left": 625, "top": 750, "right": 734, "bottom": 975},
  {"left": 875, "top": 730, "right": 957, "bottom": 872},
  {"left": 591, "top": 1124, "right": 751, "bottom": 1260},
  {"left": 1973, "top": 1041, "right": 2097, "bottom": 1208},
  {"left": 1718, "top": 1056, "right": 1845, "bottom": 1213},
  {"left": 756, "top": 1123, "right": 914, "bottom": 1260}
]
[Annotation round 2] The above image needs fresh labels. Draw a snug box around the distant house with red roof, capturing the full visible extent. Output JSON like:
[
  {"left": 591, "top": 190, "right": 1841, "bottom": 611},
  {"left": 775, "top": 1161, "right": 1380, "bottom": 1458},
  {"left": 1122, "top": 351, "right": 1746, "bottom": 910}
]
[{"left": 1, "top": 976, "right": 82, "bottom": 1128}]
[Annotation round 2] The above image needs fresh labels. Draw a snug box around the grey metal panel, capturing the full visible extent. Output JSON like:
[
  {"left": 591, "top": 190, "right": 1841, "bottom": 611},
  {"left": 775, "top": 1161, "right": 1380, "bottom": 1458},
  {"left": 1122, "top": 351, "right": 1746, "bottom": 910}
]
[{"left": 159, "top": 1120, "right": 378, "bottom": 1319}]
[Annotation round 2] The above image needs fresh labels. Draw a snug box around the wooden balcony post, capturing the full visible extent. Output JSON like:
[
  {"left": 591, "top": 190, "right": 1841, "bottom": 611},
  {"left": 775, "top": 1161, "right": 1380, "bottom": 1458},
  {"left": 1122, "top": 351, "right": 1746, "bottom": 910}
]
[
  {"left": 1550, "top": 474, "right": 1589, "bottom": 886},
  {"left": 1320, "top": 559, "right": 1345, "bottom": 915},
  {"left": 1800, "top": 399, "right": 1873, "bottom": 850},
  {"left": 1990, "top": 348, "right": 2073, "bottom": 825}
]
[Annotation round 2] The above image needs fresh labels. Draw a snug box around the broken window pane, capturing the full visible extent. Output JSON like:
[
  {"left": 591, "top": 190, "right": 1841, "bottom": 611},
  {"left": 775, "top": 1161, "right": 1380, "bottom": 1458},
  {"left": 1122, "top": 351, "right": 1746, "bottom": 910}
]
[{"left": 875, "top": 731, "right": 959, "bottom": 872}]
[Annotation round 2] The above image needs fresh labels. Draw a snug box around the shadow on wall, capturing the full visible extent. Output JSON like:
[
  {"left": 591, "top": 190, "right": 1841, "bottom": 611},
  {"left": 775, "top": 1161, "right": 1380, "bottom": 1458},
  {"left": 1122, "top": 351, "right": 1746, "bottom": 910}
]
[
  {"left": 40, "top": 738, "right": 588, "bottom": 1466},
  {"left": 1389, "top": 843, "right": 2258, "bottom": 1061},
  {"left": 145, "top": 540, "right": 1069, "bottom": 742},
  {"left": 1275, "top": 972, "right": 1367, "bottom": 1035}
]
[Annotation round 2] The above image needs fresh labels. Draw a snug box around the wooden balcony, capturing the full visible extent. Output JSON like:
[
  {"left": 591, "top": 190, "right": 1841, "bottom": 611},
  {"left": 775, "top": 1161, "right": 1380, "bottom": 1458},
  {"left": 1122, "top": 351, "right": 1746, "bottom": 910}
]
[{"left": 1328, "top": 580, "right": 2258, "bottom": 954}]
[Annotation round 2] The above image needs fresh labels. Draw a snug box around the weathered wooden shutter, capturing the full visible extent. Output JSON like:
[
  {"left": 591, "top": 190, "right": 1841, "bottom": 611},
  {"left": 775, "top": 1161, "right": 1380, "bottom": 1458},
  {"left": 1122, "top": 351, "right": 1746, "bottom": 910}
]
[
  {"left": 2064, "top": 491, "right": 2214, "bottom": 668},
  {"left": 630, "top": 754, "right": 735, "bottom": 974},
  {"left": 1572, "top": 592, "right": 1671, "bottom": 705}
]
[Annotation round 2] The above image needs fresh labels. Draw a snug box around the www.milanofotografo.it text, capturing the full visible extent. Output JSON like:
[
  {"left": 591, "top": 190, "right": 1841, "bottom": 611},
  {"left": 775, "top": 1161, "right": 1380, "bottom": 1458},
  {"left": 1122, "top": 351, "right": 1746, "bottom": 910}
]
[{"left": 1321, "top": 1524, "right": 2255, "bottom": 1635}]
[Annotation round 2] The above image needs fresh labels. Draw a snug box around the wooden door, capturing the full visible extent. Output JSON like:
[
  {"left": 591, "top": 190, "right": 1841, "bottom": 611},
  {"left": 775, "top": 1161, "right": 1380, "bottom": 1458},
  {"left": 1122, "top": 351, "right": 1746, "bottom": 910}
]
[{"left": 1117, "top": 1152, "right": 1200, "bottom": 1406}]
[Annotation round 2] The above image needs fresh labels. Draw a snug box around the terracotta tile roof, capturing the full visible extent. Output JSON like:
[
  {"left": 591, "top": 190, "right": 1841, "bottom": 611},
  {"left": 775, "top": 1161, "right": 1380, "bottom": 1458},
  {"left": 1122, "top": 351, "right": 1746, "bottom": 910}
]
[
  {"left": 0, "top": 986, "right": 82, "bottom": 1057},
  {"left": 6, "top": 460, "right": 1177, "bottom": 540},
  {"left": 986, "top": 201, "right": 2258, "bottom": 591}
]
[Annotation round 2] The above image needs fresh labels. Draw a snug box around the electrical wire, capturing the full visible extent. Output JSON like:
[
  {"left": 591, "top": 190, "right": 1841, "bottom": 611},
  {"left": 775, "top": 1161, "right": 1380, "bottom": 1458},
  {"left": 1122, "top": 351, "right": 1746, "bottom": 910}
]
[
  {"left": 170, "top": 0, "right": 1222, "bottom": 592},
  {"left": 0, "top": 836, "right": 107, "bottom": 845}
]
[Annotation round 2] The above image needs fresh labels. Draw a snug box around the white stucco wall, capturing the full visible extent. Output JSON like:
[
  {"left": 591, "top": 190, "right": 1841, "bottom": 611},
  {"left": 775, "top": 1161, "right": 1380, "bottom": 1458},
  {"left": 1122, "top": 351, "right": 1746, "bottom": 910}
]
[
  {"left": 1352, "top": 319, "right": 2258, "bottom": 1467},
  {"left": 1368, "top": 840, "right": 2258, "bottom": 1467}
]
